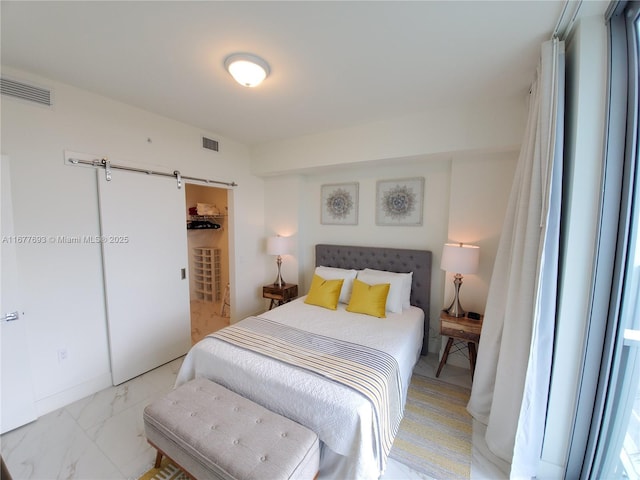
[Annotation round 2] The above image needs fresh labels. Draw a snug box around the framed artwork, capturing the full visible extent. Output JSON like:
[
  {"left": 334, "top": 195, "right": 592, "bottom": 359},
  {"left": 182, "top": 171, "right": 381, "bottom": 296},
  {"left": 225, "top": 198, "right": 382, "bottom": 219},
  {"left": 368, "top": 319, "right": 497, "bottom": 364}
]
[
  {"left": 321, "top": 182, "right": 359, "bottom": 225},
  {"left": 376, "top": 177, "right": 424, "bottom": 226}
]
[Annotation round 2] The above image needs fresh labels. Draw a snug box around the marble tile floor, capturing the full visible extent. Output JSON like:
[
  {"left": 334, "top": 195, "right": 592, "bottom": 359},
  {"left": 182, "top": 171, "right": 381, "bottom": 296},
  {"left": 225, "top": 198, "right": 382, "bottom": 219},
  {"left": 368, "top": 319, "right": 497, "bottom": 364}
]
[
  {"left": 1, "top": 357, "right": 185, "bottom": 480},
  {"left": 1, "top": 353, "right": 507, "bottom": 480}
]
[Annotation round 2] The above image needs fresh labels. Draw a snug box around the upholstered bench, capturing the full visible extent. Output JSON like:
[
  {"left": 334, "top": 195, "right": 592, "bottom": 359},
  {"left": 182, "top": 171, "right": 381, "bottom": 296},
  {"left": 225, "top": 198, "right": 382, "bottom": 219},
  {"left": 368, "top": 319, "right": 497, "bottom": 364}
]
[{"left": 143, "top": 377, "right": 320, "bottom": 480}]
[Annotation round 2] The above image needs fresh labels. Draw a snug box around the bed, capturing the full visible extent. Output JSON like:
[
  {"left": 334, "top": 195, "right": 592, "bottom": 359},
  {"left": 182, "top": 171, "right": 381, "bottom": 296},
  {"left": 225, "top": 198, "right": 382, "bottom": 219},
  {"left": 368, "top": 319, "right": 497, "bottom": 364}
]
[{"left": 176, "top": 244, "right": 432, "bottom": 479}]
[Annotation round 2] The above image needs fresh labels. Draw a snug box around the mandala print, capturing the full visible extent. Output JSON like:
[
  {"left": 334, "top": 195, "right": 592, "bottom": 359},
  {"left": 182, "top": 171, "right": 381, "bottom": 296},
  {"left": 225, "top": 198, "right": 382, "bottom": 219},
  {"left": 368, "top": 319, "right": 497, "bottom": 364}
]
[
  {"left": 326, "top": 188, "right": 354, "bottom": 220},
  {"left": 382, "top": 184, "right": 416, "bottom": 220}
]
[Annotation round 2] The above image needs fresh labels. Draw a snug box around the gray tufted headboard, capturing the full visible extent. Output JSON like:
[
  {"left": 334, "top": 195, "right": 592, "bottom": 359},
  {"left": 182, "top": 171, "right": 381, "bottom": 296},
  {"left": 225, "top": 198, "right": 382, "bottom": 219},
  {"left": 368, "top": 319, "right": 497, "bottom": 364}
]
[{"left": 315, "top": 244, "right": 431, "bottom": 355}]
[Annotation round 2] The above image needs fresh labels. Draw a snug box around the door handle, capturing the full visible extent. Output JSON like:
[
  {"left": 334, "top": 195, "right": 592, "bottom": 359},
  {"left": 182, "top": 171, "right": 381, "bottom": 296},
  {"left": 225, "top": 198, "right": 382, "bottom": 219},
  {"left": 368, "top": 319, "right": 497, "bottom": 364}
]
[{"left": 1, "top": 311, "right": 19, "bottom": 322}]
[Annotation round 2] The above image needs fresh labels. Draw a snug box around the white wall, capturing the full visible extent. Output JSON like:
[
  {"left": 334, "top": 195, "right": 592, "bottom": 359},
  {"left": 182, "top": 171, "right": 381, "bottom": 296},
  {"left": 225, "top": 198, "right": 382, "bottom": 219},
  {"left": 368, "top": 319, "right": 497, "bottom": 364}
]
[
  {"left": 446, "top": 151, "right": 518, "bottom": 315},
  {"left": 252, "top": 99, "right": 526, "bottom": 176},
  {"left": 261, "top": 175, "right": 303, "bottom": 305},
  {"left": 442, "top": 151, "right": 518, "bottom": 366},
  {"left": 0, "top": 67, "right": 265, "bottom": 414}
]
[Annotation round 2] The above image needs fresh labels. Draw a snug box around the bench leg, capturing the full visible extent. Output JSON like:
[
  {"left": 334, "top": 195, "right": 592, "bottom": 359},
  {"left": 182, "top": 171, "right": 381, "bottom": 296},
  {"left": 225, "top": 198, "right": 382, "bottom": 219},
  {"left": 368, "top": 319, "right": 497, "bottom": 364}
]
[{"left": 154, "top": 450, "right": 163, "bottom": 469}]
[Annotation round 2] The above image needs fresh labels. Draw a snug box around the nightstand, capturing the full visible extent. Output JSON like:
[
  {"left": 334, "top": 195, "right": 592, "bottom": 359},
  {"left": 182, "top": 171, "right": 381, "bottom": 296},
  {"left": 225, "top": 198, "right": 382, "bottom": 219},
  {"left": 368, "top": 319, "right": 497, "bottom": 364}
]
[
  {"left": 436, "top": 310, "right": 483, "bottom": 380},
  {"left": 262, "top": 283, "right": 298, "bottom": 310}
]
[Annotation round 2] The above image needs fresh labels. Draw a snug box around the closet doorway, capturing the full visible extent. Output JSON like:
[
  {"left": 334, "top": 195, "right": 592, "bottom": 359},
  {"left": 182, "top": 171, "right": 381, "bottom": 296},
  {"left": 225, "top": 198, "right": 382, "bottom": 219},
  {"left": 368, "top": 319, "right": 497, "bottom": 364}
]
[{"left": 185, "top": 184, "right": 230, "bottom": 343}]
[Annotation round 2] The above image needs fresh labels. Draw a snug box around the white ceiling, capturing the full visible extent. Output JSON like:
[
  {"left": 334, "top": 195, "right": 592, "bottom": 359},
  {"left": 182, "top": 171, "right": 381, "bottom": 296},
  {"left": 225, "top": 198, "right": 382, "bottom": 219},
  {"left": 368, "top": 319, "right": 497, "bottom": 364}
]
[{"left": 1, "top": 1, "right": 572, "bottom": 146}]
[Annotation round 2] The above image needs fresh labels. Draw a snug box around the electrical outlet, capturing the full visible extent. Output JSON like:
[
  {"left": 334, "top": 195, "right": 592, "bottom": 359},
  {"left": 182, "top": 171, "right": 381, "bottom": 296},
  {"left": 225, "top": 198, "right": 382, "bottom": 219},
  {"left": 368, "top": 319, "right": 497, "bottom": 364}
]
[{"left": 57, "top": 348, "right": 68, "bottom": 362}]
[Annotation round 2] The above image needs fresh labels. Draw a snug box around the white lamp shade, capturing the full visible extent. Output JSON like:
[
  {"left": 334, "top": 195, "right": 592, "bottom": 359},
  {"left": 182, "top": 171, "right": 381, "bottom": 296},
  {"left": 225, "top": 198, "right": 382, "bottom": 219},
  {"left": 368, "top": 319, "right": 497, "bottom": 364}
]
[
  {"left": 267, "top": 236, "right": 289, "bottom": 256},
  {"left": 441, "top": 243, "right": 480, "bottom": 274}
]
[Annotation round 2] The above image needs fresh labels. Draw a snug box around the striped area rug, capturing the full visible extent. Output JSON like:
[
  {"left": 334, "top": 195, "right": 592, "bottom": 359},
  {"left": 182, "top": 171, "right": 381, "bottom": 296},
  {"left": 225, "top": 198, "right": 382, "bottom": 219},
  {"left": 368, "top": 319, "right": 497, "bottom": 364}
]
[
  {"left": 389, "top": 373, "right": 472, "bottom": 479},
  {"left": 138, "top": 458, "right": 189, "bottom": 480}
]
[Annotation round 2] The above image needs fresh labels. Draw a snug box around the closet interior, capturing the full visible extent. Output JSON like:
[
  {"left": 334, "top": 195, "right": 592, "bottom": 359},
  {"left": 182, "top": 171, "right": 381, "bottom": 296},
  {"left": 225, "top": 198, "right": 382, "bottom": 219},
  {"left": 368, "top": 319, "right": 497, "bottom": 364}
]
[{"left": 185, "top": 184, "right": 230, "bottom": 343}]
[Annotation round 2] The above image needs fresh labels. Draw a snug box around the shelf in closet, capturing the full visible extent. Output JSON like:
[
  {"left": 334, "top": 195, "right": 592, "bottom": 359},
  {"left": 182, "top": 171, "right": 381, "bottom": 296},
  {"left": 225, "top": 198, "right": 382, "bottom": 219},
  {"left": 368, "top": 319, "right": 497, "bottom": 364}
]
[
  {"left": 187, "top": 214, "right": 225, "bottom": 230},
  {"left": 192, "top": 247, "right": 222, "bottom": 303}
]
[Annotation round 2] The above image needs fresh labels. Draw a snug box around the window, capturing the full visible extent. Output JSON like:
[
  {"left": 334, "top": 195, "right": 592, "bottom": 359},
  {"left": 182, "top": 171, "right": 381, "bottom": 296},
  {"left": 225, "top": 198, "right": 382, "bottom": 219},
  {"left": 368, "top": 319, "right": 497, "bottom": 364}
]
[{"left": 573, "top": 2, "right": 640, "bottom": 478}]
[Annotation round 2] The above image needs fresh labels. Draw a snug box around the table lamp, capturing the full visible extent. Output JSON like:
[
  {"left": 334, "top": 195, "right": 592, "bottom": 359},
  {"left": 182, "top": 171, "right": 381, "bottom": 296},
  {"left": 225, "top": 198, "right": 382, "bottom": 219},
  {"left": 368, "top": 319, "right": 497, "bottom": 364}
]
[
  {"left": 441, "top": 242, "right": 480, "bottom": 317},
  {"left": 267, "top": 235, "right": 289, "bottom": 288}
]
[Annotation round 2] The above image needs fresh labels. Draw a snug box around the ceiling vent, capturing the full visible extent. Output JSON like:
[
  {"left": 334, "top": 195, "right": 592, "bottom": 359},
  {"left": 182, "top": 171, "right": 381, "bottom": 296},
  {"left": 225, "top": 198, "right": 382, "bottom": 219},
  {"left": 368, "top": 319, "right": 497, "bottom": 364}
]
[
  {"left": 1, "top": 77, "right": 52, "bottom": 106},
  {"left": 202, "top": 136, "right": 219, "bottom": 152}
]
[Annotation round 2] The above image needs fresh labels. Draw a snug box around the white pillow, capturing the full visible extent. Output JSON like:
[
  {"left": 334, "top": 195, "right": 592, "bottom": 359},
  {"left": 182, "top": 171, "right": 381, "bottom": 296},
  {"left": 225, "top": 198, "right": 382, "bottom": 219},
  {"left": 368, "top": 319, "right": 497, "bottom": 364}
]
[
  {"left": 314, "top": 266, "right": 358, "bottom": 304},
  {"left": 359, "top": 268, "right": 413, "bottom": 312}
]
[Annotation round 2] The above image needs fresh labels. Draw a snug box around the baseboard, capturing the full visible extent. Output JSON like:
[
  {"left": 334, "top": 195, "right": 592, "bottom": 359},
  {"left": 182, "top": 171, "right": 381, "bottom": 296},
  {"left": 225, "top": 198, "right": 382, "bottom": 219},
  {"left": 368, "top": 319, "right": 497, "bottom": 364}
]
[{"left": 35, "top": 372, "right": 113, "bottom": 416}]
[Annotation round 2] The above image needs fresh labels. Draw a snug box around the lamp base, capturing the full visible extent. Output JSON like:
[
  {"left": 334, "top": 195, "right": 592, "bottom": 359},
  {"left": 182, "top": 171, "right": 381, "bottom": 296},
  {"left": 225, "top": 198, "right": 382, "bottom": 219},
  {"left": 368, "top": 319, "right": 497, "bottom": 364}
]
[
  {"left": 445, "top": 302, "right": 466, "bottom": 318},
  {"left": 445, "top": 273, "right": 466, "bottom": 318},
  {"left": 273, "top": 255, "right": 285, "bottom": 288}
]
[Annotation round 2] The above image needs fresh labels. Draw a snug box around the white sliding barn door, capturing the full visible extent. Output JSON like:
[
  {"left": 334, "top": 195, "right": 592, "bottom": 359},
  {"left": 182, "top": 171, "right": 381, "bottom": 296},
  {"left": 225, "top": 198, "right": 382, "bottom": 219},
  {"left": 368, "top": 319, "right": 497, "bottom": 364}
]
[
  {"left": 1, "top": 156, "right": 37, "bottom": 433},
  {"left": 98, "top": 169, "right": 190, "bottom": 385}
]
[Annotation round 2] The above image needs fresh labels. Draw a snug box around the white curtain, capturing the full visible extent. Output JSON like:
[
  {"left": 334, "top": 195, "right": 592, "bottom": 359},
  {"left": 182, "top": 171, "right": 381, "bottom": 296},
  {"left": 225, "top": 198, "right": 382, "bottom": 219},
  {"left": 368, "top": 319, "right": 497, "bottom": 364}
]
[{"left": 467, "top": 38, "right": 564, "bottom": 478}]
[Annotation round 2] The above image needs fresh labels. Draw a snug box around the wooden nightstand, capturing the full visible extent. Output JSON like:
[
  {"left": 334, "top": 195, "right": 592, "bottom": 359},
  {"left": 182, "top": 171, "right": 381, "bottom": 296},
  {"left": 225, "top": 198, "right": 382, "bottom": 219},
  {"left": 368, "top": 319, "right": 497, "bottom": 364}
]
[
  {"left": 263, "top": 283, "right": 298, "bottom": 310},
  {"left": 436, "top": 310, "right": 483, "bottom": 380}
]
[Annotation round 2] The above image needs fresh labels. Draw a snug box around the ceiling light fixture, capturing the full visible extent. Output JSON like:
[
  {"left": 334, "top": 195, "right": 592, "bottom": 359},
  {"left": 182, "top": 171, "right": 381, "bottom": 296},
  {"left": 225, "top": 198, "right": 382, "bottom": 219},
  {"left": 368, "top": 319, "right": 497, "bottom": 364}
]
[{"left": 224, "top": 53, "right": 270, "bottom": 88}]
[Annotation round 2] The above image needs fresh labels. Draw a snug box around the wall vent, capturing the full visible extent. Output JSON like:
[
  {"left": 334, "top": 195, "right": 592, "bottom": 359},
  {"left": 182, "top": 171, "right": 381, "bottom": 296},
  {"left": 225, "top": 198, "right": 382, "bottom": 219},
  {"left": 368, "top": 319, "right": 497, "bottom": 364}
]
[
  {"left": 1, "top": 77, "right": 52, "bottom": 106},
  {"left": 202, "top": 136, "right": 219, "bottom": 152}
]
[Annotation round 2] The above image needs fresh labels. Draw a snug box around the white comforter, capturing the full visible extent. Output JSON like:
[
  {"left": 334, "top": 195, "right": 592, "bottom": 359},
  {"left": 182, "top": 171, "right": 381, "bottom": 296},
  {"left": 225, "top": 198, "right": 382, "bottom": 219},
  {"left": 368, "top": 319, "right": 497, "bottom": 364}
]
[{"left": 175, "top": 297, "right": 424, "bottom": 480}]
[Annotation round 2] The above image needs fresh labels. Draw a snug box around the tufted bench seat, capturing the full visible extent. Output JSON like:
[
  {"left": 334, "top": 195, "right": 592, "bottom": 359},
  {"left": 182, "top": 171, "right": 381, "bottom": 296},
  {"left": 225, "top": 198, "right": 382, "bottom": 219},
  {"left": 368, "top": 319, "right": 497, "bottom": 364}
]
[{"left": 143, "top": 378, "right": 320, "bottom": 480}]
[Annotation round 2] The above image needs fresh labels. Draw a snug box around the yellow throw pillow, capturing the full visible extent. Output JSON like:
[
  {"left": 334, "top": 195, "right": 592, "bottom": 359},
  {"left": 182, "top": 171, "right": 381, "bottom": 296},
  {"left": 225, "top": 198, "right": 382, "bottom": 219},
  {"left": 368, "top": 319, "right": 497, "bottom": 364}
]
[
  {"left": 346, "top": 278, "right": 390, "bottom": 318},
  {"left": 304, "top": 274, "right": 344, "bottom": 310}
]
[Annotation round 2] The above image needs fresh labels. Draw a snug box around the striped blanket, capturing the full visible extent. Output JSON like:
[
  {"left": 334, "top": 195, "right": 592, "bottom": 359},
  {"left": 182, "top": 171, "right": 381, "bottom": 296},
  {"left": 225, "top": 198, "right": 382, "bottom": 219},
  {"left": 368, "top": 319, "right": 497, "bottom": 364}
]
[{"left": 209, "top": 316, "right": 403, "bottom": 468}]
